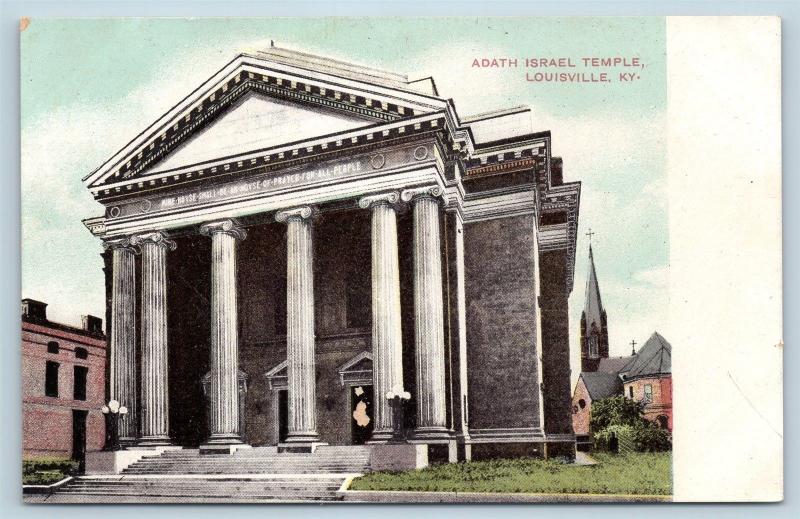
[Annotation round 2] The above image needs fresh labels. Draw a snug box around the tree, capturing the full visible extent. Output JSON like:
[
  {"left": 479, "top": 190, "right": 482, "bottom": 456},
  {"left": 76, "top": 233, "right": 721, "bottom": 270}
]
[{"left": 589, "top": 395, "right": 646, "bottom": 430}]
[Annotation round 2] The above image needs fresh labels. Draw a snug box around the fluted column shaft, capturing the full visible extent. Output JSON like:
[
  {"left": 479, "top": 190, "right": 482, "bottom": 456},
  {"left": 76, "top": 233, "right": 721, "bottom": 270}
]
[
  {"left": 132, "top": 231, "right": 175, "bottom": 445},
  {"left": 359, "top": 193, "right": 404, "bottom": 442},
  {"left": 402, "top": 186, "right": 448, "bottom": 436},
  {"left": 104, "top": 238, "right": 138, "bottom": 444},
  {"left": 276, "top": 207, "right": 320, "bottom": 446},
  {"left": 201, "top": 220, "right": 247, "bottom": 444}
]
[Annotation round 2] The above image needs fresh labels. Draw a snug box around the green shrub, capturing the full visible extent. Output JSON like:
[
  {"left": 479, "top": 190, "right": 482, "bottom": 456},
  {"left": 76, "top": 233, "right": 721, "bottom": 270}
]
[
  {"left": 593, "top": 424, "right": 635, "bottom": 452},
  {"left": 630, "top": 424, "right": 672, "bottom": 452},
  {"left": 22, "top": 458, "right": 79, "bottom": 485},
  {"left": 590, "top": 396, "right": 646, "bottom": 430}
]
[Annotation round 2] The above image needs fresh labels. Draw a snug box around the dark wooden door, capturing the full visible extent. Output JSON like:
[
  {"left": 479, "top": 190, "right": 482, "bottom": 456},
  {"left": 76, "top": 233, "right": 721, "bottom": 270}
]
[
  {"left": 71, "top": 410, "right": 87, "bottom": 473},
  {"left": 278, "top": 390, "right": 288, "bottom": 443},
  {"left": 350, "top": 385, "right": 374, "bottom": 445}
]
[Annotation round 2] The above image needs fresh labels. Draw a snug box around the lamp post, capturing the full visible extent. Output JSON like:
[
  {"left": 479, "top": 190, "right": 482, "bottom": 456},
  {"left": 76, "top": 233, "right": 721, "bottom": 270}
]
[
  {"left": 385, "top": 385, "right": 411, "bottom": 444},
  {"left": 101, "top": 399, "right": 128, "bottom": 451}
]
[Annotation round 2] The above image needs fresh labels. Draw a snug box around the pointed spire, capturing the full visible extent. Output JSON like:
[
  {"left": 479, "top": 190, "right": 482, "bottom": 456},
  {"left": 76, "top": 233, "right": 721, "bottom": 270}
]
[{"left": 584, "top": 244, "right": 604, "bottom": 330}]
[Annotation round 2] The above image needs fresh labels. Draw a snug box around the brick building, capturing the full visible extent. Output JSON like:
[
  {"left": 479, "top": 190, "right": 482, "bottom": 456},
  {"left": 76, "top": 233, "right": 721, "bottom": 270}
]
[
  {"left": 22, "top": 299, "right": 107, "bottom": 464},
  {"left": 81, "top": 46, "right": 581, "bottom": 462}
]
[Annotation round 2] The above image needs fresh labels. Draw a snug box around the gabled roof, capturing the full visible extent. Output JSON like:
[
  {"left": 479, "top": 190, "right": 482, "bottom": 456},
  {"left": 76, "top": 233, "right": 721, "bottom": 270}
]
[
  {"left": 622, "top": 332, "right": 672, "bottom": 380},
  {"left": 580, "top": 372, "right": 623, "bottom": 401},
  {"left": 597, "top": 355, "right": 636, "bottom": 375},
  {"left": 583, "top": 244, "right": 605, "bottom": 328},
  {"left": 83, "top": 46, "right": 454, "bottom": 196}
]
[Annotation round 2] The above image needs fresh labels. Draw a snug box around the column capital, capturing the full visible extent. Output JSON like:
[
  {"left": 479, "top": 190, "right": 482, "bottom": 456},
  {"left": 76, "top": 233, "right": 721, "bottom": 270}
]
[
  {"left": 200, "top": 219, "right": 247, "bottom": 241},
  {"left": 131, "top": 231, "right": 177, "bottom": 251},
  {"left": 102, "top": 237, "right": 139, "bottom": 254},
  {"left": 358, "top": 191, "right": 400, "bottom": 209},
  {"left": 275, "top": 206, "right": 315, "bottom": 223},
  {"left": 400, "top": 185, "right": 444, "bottom": 203}
]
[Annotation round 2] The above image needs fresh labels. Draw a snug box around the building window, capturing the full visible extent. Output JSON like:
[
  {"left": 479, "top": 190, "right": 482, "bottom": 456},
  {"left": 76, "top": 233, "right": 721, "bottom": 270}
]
[
  {"left": 73, "top": 366, "right": 88, "bottom": 401},
  {"left": 644, "top": 384, "right": 653, "bottom": 403},
  {"left": 47, "top": 341, "right": 59, "bottom": 354},
  {"left": 588, "top": 336, "right": 599, "bottom": 357},
  {"left": 274, "top": 271, "right": 287, "bottom": 336},
  {"left": 657, "top": 415, "right": 669, "bottom": 429},
  {"left": 45, "top": 361, "right": 59, "bottom": 397},
  {"left": 345, "top": 263, "right": 370, "bottom": 329},
  {"left": 75, "top": 347, "right": 88, "bottom": 360},
  {"left": 628, "top": 386, "right": 634, "bottom": 398},
  {"left": 578, "top": 398, "right": 587, "bottom": 409}
]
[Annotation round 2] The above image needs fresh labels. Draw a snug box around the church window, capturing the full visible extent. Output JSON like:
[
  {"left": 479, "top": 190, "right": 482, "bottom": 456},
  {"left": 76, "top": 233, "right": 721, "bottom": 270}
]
[
  {"left": 45, "top": 361, "right": 59, "bottom": 397},
  {"left": 588, "top": 336, "right": 599, "bottom": 357},
  {"left": 644, "top": 384, "right": 653, "bottom": 403}
]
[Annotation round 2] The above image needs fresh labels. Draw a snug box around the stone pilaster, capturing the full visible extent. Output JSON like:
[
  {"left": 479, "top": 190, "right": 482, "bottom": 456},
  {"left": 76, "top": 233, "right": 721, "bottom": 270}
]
[
  {"left": 102, "top": 238, "right": 139, "bottom": 445},
  {"left": 275, "top": 206, "right": 323, "bottom": 451},
  {"left": 131, "top": 231, "right": 175, "bottom": 446},
  {"left": 200, "top": 219, "right": 247, "bottom": 448},
  {"left": 358, "top": 192, "right": 404, "bottom": 442},
  {"left": 401, "top": 186, "right": 450, "bottom": 439}
]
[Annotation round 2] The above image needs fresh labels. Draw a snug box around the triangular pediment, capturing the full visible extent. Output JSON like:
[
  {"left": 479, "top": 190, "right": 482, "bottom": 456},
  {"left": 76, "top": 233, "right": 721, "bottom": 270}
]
[
  {"left": 85, "top": 50, "right": 453, "bottom": 195},
  {"left": 148, "top": 91, "right": 373, "bottom": 175}
]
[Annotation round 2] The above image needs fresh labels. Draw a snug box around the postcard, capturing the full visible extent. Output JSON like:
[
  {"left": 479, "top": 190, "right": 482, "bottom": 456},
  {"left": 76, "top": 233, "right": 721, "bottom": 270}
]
[{"left": 20, "top": 16, "right": 782, "bottom": 503}]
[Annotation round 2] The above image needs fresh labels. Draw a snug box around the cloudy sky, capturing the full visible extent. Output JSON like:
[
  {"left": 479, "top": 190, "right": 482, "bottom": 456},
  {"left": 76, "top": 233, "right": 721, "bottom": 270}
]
[{"left": 21, "top": 18, "right": 669, "bottom": 379}]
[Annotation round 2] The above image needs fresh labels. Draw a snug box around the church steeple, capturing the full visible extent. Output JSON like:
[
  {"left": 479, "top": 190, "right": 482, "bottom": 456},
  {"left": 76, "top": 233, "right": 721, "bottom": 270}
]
[{"left": 580, "top": 240, "right": 609, "bottom": 372}]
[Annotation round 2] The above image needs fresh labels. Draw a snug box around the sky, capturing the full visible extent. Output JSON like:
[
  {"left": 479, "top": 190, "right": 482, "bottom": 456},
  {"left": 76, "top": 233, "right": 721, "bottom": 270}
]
[{"left": 21, "top": 17, "right": 669, "bottom": 381}]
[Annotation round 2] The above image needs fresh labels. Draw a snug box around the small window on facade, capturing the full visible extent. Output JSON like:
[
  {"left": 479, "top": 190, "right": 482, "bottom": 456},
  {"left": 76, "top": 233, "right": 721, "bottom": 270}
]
[
  {"left": 644, "top": 384, "right": 653, "bottom": 403},
  {"left": 75, "top": 347, "right": 88, "bottom": 360},
  {"left": 47, "top": 341, "right": 59, "bottom": 354},
  {"left": 45, "top": 361, "right": 59, "bottom": 397},
  {"left": 578, "top": 398, "right": 587, "bottom": 409},
  {"left": 73, "top": 366, "right": 88, "bottom": 401},
  {"left": 628, "top": 386, "right": 634, "bottom": 398}
]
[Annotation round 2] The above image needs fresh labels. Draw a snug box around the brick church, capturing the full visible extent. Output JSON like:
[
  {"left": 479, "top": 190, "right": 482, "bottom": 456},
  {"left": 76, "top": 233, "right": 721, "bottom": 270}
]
[
  {"left": 81, "top": 46, "right": 582, "bottom": 464},
  {"left": 572, "top": 245, "right": 673, "bottom": 448}
]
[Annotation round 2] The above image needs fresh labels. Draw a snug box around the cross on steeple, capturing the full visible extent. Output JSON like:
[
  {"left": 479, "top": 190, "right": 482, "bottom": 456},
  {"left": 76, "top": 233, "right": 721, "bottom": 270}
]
[
  {"left": 630, "top": 339, "right": 637, "bottom": 355},
  {"left": 586, "top": 228, "right": 596, "bottom": 245}
]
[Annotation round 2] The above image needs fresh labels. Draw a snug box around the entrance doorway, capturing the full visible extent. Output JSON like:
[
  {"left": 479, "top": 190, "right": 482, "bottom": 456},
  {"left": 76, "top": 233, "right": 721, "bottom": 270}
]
[
  {"left": 350, "top": 385, "right": 374, "bottom": 445},
  {"left": 71, "top": 410, "right": 87, "bottom": 473},
  {"left": 278, "top": 389, "right": 288, "bottom": 443}
]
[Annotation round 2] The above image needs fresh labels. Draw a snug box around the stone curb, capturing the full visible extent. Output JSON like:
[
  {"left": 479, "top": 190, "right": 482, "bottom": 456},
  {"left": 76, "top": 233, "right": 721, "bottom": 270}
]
[{"left": 337, "top": 489, "right": 671, "bottom": 503}]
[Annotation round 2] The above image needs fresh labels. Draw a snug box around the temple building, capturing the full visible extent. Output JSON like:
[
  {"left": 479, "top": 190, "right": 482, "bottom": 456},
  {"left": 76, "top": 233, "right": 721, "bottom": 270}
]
[{"left": 82, "top": 46, "right": 581, "bottom": 462}]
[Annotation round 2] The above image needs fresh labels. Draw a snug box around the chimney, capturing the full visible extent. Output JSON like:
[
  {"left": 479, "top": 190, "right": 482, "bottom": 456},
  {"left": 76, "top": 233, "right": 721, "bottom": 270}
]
[
  {"left": 82, "top": 315, "right": 103, "bottom": 334},
  {"left": 21, "top": 299, "right": 48, "bottom": 320}
]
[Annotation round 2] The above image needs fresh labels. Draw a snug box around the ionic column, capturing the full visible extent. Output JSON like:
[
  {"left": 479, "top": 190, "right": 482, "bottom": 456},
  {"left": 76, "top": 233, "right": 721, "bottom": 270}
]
[
  {"left": 401, "top": 186, "right": 449, "bottom": 438},
  {"left": 200, "top": 219, "right": 247, "bottom": 446},
  {"left": 358, "top": 192, "right": 404, "bottom": 442},
  {"left": 276, "top": 206, "right": 322, "bottom": 449},
  {"left": 103, "top": 238, "right": 139, "bottom": 445},
  {"left": 131, "top": 231, "right": 175, "bottom": 445}
]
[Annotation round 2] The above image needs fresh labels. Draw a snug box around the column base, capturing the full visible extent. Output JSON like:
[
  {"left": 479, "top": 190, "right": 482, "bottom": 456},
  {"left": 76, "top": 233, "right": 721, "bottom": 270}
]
[
  {"left": 410, "top": 426, "right": 452, "bottom": 442},
  {"left": 278, "top": 432, "right": 327, "bottom": 453},
  {"left": 137, "top": 435, "right": 172, "bottom": 447},
  {"left": 366, "top": 428, "right": 396, "bottom": 444}
]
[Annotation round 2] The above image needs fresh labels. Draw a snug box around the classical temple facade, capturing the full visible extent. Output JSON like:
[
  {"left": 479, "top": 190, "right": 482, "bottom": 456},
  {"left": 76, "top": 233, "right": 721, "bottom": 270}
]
[{"left": 82, "top": 47, "right": 580, "bottom": 461}]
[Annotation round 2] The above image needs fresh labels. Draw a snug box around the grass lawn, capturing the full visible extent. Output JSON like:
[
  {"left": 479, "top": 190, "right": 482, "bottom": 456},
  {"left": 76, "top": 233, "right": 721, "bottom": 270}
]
[{"left": 350, "top": 452, "right": 671, "bottom": 496}]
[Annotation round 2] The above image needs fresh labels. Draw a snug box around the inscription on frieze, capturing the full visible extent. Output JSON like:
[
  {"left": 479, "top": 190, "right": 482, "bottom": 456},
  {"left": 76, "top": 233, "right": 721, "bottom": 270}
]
[{"left": 107, "top": 144, "right": 434, "bottom": 219}]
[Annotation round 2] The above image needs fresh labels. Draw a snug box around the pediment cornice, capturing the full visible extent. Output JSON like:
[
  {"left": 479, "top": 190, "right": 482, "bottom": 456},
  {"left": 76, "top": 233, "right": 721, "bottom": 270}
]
[{"left": 84, "top": 52, "right": 460, "bottom": 193}]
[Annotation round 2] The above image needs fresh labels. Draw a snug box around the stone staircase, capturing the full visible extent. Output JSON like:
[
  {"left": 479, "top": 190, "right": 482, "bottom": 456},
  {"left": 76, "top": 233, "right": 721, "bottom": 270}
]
[{"left": 49, "top": 446, "right": 371, "bottom": 502}]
